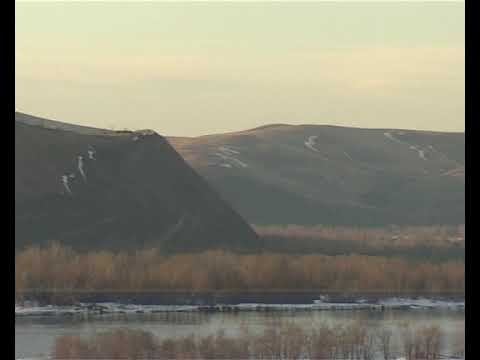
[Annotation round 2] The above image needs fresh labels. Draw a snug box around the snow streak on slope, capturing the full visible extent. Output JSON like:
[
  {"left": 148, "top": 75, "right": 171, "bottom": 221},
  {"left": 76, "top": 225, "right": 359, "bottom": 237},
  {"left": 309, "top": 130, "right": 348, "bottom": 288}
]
[
  {"left": 219, "top": 146, "right": 240, "bottom": 155},
  {"left": 215, "top": 146, "right": 248, "bottom": 168},
  {"left": 304, "top": 136, "right": 319, "bottom": 152},
  {"left": 383, "top": 132, "right": 405, "bottom": 145},
  {"left": 60, "top": 148, "right": 96, "bottom": 195},
  {"left": 77, "top": 155, "right": 86, "bottom": 181},
  {"left": 304, "top": 136, "right": 328, "bottom": 160},
  {"left": 409, "top": 145, "right": 427, "bottom": 160},
  {"left": 384, "top": 132, "right": 427, "bottom": 161},
  {"left": 61, "top": 175, "right": 72, "bottom": 195},
  {"left": 88, "top": 146, "right": 96, "bottom": 160},
  {"left": 343, "top": 151, "right": 354, "bottom": 161},
  {"left": 161, "top": 213, "right": 188, "bottom": 242}
]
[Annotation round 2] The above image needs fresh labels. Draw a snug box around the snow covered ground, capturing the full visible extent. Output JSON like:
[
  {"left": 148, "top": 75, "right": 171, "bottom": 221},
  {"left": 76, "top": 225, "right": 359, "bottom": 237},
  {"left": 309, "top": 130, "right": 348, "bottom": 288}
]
[
  {"left": 15, "top": 297, "right": 464, "bottom": 317},
  {"left": 15, "top": 303, "right": 199, "bottom": 317}
]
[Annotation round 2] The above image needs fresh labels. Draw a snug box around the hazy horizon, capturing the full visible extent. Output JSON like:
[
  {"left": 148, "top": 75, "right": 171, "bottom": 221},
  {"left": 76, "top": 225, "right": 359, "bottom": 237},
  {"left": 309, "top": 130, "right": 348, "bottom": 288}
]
[
  {"left": 15, "top": 2, "right": 464, "bottom": 137},
  {"left": 15, "top": 110, "right": 466, "bottom": 137}
]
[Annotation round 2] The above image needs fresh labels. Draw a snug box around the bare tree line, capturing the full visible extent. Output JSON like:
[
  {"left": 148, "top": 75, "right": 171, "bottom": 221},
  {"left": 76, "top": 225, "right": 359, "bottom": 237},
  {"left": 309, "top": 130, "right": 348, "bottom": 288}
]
[{"left": 16, "top": 243, "right": 464, "bottom": 300}]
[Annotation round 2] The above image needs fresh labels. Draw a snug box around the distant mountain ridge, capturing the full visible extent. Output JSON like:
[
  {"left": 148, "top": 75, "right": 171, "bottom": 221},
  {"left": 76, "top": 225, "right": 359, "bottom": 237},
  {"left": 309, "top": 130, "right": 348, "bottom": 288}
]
[
  {"left": 15, "top": 112, "right": 116, "bottom": 135},
  {"left": 168, "top": 124, "right": 464, "bottom": 226},
  {"left": 15, "top": 112, "right": 259, "bottom": 252}
]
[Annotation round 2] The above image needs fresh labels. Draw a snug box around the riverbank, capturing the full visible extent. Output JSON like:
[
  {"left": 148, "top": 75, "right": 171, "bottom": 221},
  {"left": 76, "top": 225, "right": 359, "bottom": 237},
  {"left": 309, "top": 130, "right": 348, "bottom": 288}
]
[{"left": 15, "top": 296, "right": 464, "bottom": 317}]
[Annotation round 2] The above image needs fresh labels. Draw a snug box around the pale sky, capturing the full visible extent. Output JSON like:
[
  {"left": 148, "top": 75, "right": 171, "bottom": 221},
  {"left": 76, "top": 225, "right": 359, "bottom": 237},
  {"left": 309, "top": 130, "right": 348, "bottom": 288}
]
[{"left": 15, "top": 2, "right": 464, "bottom": 136}]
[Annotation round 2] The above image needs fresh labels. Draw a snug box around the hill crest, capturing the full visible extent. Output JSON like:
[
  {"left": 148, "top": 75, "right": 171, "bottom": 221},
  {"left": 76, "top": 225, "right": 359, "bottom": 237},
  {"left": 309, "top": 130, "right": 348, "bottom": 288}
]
[{"left": 15, "top": 113, "right": 259, "bottom": 252}]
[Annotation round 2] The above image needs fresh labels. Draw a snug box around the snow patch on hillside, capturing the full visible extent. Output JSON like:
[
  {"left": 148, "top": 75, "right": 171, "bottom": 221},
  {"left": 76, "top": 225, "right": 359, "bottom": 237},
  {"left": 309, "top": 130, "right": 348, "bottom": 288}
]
[
  {"left": 384, "top": 132, "right": 427, "bottom": 160},
  {"left": 343, "top": 151, "right": 354, "bottom": 161},
  {"left": 60, "top": 147, "right": 99, "bottom": 195},
  {"left": 215, "top": 146, "right": 248, "bottom": 168},
  {"left": 384, "top": 132, "right": 406, "bottom": 145},
  {"left": 304, "top": 136, "right": 319, "bottom": 152},
  {"left": 88, "top": 146, "right": 96, "bottom": 160},
  {"left": 409, "top": 145, "right": 427, "bottom": 160},
  {"left": 61, "top": 175, "right": 72, "bottom": 195},
  {"left": 219, "top": 146, "right": 240, "bottom": 155},
  {"left": 77, "top": 156, "right": 86, "bottom": 181},
  {"left": 304, "top": 136, "right": 328, "bottom": 159}
]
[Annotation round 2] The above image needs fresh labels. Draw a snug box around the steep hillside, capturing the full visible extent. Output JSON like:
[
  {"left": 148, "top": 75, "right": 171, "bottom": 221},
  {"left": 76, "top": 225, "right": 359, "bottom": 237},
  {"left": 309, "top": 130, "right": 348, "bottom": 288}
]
[
  {"left": 15, "top": 112, "right": 259, "bottom": 252},
  {"left": 168, "top": 124, "right": 464, "bottom": 226}
]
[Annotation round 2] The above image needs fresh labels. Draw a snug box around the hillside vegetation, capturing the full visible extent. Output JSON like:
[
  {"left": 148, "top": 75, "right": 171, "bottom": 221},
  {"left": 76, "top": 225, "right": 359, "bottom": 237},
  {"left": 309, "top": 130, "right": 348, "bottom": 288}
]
[
  {"left": 169, "top": 124, "right": 464, "bottom": 226},
  {"left": 15, "top": 112, "right": 258, "bottom": 252}
]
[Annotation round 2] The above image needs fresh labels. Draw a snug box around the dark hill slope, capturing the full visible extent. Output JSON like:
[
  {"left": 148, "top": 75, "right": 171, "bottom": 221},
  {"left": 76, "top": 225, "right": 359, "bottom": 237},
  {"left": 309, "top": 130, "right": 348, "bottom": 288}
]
[
  {"left": 15, "top": 113, "right": 258, "bottom": 252},
  {"left": 168, "top": 125, "right": 464, "bottom": 226}
]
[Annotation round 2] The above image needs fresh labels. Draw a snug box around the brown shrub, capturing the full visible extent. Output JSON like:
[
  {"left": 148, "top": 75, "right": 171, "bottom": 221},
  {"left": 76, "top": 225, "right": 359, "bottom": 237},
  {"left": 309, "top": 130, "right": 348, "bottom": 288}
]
[
  {"left": 51, "top": 322, "right": 453, "bottom": 360},
  {"left": 16, "top": 243, "right": 464, "bottom": 297}
]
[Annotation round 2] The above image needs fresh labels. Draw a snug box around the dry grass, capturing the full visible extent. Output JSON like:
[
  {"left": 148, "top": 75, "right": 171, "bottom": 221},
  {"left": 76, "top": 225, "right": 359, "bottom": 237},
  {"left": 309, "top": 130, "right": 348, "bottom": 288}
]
[
  {"left": 254, "top": 224, "right": 465, "bottom": 247},
  {"left": 16, "top": 243, "right": 464, "bottom": 301}
]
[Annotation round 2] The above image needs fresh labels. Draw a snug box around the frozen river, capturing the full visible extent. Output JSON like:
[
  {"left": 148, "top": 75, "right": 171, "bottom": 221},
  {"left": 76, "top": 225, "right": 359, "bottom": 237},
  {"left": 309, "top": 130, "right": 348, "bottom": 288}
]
[{"left": 16, "top": 307, "right": 464, "bottom": 359}]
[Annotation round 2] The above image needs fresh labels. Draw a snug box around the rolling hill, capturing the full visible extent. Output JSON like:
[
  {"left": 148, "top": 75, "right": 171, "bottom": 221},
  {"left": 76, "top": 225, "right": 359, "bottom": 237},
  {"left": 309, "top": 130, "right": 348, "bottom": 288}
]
[
  {"left": 168, "top": 124, "right": 464, "bottom": 226},
  {"left": 15, "top": 112, "right": 259, "bottom": 252}
]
